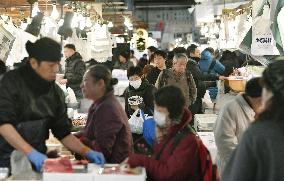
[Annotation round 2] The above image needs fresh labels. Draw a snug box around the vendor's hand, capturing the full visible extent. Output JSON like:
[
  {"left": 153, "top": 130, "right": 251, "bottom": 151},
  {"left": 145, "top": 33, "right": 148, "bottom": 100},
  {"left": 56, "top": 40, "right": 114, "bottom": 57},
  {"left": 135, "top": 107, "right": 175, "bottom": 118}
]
[
  {"left": 120, "top": 163, "right": 131, "bottom": 171},
  {"left": 59, "top": 79, "right": 68, "bottom": 85},
  {"left": 121, "top": 157, "right": 129, "bottom": 164},
  {"left": 218, "top": 76, "right": 226, "bottom": 81},
  {"left": 130, "top": 105, "right": 139, "bottom": 111},
  {"left": 85, "top": 150, "right": 105, "bottom": 165},
  {"left": 27, "top": 149, "right": 47, "bottom": 172}
]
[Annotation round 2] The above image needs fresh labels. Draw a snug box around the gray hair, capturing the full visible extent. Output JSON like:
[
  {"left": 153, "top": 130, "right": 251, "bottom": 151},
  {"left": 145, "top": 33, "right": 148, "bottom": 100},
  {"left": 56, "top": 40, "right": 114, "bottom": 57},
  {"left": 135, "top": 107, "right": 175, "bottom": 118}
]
[{"left": 173, "top": 53, "right": 188, "bottom": 63}]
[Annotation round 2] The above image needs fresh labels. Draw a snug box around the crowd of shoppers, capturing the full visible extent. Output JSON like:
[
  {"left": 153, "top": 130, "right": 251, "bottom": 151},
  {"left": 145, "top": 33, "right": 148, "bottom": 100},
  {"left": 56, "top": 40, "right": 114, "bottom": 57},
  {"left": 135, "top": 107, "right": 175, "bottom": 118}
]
[{"left": 1, "top": 38, "right": 281, "bottom": 181}]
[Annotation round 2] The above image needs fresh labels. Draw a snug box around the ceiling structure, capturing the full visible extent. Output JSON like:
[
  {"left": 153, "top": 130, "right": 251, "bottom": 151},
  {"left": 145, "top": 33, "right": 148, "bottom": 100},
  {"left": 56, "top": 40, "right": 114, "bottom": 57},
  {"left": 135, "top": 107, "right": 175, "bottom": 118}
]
[
  {"left": 133, "top": 0, "right": 198, "bottom": 10},
  {"left": 0, "top": 0, "right": 132, "bottom": 26},
  {"left": 0, "top": 0, "right": 248, "bottom": 28}
]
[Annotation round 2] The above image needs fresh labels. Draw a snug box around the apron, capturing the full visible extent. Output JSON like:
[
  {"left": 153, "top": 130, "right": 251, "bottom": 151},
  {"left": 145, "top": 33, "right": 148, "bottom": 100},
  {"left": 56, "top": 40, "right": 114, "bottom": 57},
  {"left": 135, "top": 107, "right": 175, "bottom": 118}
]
[{"left": 0, "top": 118, "right": 49, "bottom": 168}]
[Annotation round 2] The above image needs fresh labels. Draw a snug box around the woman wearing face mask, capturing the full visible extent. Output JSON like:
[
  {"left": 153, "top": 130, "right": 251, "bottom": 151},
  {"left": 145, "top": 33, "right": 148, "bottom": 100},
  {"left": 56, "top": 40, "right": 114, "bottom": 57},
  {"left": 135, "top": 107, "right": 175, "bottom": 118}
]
[
  {"left": 125, "top": 86, "right": 202, "bottom": 181},
  {"left": 124, "top": 66, "right": 157, "bottom": 118},
  {"left": 75, "top": 65, "right": 132, "bottom": 163},
  {"left": 222, "top": 61, "right": 284, "bottom": 181}
]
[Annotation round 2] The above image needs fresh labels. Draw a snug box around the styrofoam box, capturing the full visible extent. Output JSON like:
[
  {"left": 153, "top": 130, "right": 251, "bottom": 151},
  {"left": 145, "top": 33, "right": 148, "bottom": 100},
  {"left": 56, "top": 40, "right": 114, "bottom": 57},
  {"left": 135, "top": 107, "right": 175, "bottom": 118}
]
[
  {"left": 194, "top": 114, "right": 218, "bottom": 131},
  {"left": 43, "top": 172, "right": 94, "bottom": 181},
  {"left": 43, "top": 164, "right": 147, "bottom": 181},
  {"left": 94, "top": 164, "right": 146, "bottom": 181}
]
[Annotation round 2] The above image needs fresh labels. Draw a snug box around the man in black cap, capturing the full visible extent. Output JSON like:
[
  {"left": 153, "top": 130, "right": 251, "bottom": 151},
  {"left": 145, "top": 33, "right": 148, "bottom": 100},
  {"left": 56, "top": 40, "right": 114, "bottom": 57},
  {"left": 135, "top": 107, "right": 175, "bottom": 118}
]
[{"left": 0, "top": 37, "right": 105, "bottom": 172}]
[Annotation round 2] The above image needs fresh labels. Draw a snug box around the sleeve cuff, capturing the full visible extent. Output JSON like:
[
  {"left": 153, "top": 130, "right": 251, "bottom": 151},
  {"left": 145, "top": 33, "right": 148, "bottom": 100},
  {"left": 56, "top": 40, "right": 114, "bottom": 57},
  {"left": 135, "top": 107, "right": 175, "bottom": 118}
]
[
  {"left": 55, "top": 130, "right": 71, "bottom": 141},
  {"left": 128, "top": 153, "right": 147, "bottom": 167}
]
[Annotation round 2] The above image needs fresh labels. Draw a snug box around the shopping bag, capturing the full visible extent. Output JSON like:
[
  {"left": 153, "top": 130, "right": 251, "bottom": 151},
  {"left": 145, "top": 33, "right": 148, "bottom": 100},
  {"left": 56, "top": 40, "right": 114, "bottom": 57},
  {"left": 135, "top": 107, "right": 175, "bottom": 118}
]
[{"left": 128, "top": 109, "right": 144, "bottom": 134}]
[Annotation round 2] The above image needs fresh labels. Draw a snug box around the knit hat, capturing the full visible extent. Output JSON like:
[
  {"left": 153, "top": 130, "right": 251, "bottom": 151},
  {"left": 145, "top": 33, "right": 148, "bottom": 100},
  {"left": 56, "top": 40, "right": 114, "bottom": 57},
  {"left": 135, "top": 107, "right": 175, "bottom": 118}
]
[{"left": 25, "top": 37, "right": 62, "bottom": 62}]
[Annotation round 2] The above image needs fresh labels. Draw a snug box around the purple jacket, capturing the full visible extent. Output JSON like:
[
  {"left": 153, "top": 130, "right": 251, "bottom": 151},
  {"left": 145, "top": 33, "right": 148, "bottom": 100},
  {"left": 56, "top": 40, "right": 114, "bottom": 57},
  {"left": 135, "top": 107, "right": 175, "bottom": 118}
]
[{"left": 78, "top": 91, "right": 132, "bottom": 163}]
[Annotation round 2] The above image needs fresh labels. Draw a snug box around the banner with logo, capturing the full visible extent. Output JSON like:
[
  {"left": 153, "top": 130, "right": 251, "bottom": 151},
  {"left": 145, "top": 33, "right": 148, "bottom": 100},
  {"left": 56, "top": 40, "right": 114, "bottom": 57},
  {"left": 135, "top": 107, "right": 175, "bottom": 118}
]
[
  {"left": 0, "top": 24, "right": 15, "bottom": 63},
  {"left": 251, "top": 4, "right": 280, "bottom": 55}
]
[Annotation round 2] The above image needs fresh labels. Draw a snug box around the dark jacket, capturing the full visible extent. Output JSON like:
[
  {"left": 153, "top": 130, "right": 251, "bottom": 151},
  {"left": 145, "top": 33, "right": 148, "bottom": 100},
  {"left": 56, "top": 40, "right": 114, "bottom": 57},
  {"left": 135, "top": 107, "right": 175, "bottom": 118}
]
[
  {"left": 222, "top": 121, "right": 284, "bottom": 181},
  {"left": 128, "top": 108, "right": 201, "bottom": 181},
  {"left": 124, "top": 78, "right": 157, "bottom": 118},
  {"left": 65, "top": 52, "right": 86, "bottom": 98},
  {"left": 187, "top": 57, "right": 219, "bottom": 98},
  {"left": 0, "top": 63, "right": 72, "bottom": 167},
  {"left": 219, "top": 51, "right": 241, "bottom": 76},
  {"left": 146, "top": 67, "right": 162, "bottom": 85},
  {"left": 76, "top": 91, "right": 132, "bottom": 163}
]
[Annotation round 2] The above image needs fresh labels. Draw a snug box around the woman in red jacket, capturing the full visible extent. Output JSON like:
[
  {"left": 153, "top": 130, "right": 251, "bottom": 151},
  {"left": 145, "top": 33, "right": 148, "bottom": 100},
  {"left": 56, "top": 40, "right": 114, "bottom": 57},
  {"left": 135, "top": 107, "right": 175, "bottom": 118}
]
[{"left": 126, "top": 85, "right": 201, "bottom": 181}]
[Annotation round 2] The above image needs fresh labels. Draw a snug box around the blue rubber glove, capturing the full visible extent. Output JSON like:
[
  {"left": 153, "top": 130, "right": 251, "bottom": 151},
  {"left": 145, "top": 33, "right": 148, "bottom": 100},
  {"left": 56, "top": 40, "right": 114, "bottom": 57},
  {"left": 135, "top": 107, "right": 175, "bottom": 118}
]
[
  {"left": 85, "top": 150, "right": 105, "bottom": 165},
  {"left": 27, "top": 149, "right": 47, "bottom": 172}
]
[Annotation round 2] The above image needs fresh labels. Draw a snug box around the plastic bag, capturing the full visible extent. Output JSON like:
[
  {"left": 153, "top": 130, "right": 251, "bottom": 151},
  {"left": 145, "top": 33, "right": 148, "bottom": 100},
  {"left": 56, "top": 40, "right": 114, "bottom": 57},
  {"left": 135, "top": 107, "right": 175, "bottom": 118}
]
[
  {"left": 10, "top": 151, "right": 41, "bottom": 180},
  {"left": 141, "top": 110, "right": 156, "bottom": 147},
  {"left": 128, "top": 109, "right": 144, "bottom": 134},
  {"left": 66, "top": 87, "right": 77, "bottom": 104}
]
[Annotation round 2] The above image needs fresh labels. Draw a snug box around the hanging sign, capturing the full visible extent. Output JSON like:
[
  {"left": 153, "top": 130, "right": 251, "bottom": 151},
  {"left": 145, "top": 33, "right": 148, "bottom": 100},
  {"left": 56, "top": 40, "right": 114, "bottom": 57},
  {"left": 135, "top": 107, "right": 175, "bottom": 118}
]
[
  {"left": 251, "top": 5, "right": 280, "bottom": 55},
  {"left": 0, "top": 24, "right": 15, "bottom": 63},
  {"left": 135, "top": 28, "right": 148, "bottom": 52}
]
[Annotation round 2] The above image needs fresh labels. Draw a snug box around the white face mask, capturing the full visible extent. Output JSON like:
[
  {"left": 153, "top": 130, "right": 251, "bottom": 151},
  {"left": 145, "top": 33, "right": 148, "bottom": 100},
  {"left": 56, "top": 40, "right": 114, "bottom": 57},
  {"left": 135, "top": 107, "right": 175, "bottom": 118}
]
[
  {"left": 129, "top": 79, "right": 142, "bottom": 89},
  {"left": 154, "top": 109, "right": 167, "bottom": 127}
]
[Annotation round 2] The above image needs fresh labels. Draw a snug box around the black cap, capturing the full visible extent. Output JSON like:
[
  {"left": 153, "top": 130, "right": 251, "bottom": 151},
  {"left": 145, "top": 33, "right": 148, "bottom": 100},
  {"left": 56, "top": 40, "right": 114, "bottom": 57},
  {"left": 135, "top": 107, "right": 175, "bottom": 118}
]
[{"left": 25, "top": 37, "right": 62, "bottom": 62}]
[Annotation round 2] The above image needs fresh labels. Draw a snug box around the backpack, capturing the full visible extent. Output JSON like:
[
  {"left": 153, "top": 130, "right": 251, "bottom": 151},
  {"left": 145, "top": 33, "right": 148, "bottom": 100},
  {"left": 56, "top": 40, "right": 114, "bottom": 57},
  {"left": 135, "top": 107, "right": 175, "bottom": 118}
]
[{"left": 172, "top": 126, "right": 219, "bottom": 181}]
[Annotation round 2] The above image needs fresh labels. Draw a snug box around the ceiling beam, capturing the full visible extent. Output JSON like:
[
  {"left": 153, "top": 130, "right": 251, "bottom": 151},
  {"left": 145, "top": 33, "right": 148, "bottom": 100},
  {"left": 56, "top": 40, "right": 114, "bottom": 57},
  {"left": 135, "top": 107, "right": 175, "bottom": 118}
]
[{"left": 102, "top": 11, "right": 132, "bottom": 16}]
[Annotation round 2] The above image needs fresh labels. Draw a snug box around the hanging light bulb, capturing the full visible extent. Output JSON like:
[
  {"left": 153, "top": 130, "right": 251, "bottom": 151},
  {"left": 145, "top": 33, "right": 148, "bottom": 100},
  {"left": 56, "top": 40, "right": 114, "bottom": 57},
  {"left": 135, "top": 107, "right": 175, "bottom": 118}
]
[
  {"left": 32, "top": 2, "right": 40, "bottom": 18},
  {"left": 51, "top": 4, "right": 59, "bottom": 20},
  {"left": 107, "top": 21, "right": 114, "bottom": 28}
]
